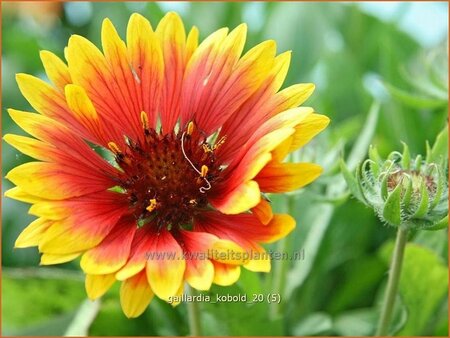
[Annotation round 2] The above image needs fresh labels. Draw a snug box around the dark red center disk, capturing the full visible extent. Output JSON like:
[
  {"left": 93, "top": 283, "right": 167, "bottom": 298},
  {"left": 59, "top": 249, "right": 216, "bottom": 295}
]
[{"left": 113, "top": 123, "right": 223, "bottom": 230}]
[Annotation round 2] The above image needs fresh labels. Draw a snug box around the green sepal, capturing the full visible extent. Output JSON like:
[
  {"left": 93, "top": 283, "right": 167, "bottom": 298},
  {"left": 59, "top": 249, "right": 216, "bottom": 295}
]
[
  {"left": 401, "top": 175, "right": 413, "bottom": 209},
  {"left": 382, "top": 183, "right": 402, "bottom": 226},
  {"left": 381, "top": 172, "right": 389, "bottom": 201},
  {"left": 368, "top": 145, "right": 382, "bottom": 163},
  {"left": 340, "top": 159, "right": 367, "bottom": 205},
  {"left": 414, "top": 154, "right": 422, "bottom": 170},
  {"left": 426, "top": 124, "right": 448, "bottom": 165},
  {"left": 430, "top": 169, "right": 444, "bottom": 210},
  {"left": 412, "top": 180, "right": 429, "bottom": 218},
  {"left": 401, "top": 142, "right": 410, "bottom": 170},
  {"left": 424, "top": 215, "right": 448, "bottom": 231}
]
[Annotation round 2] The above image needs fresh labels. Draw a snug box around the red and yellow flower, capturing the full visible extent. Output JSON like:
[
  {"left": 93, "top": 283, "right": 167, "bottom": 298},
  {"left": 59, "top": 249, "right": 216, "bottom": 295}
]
[{"left": 4, "top": 12, "right": 329, "bottom": 317}]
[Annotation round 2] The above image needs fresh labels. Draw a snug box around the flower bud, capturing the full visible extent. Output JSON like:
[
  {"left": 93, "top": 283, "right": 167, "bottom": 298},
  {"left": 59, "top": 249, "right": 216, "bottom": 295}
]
[{"left": 341, "top": 143, "right": 448, "bottom": 230}]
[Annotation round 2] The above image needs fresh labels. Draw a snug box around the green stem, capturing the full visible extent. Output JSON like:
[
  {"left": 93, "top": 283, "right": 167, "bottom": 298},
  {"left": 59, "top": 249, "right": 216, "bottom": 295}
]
[
  {"left": 376, "top": 226, "right": 409, "bottom": 336},
  {"left": 270, "top": 236, "right": 288, "bottom": 319},
  {"left": 270, "top": 195, "right": 295, "bottom": 319},
  {"left": 186, "top": 285, "right": 202, "bottom": 336}
]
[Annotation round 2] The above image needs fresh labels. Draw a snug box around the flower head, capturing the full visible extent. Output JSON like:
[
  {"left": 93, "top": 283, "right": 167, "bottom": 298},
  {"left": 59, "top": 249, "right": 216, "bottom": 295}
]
[{"left": 5, "top": 12, "right": 329, "bottom": 317}]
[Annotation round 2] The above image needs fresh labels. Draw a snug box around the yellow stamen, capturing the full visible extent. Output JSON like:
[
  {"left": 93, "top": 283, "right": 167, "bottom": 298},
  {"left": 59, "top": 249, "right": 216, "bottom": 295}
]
[
  {"left": 201, "top": 165, "right": 209, "bottom": 178},
  {"left": 189, "top": 199, "right": 197, "bottom": 206},
  {"left": 108, "top": 142, "right": 121, "bottom": 154},
  {"left": 187, "top": 121, "right": 194, "bottom": 136},
  {"left": 146, "top": 198, "right": 158, "bottom": 212},
  {"left": 203, "top": 144, "right": 212, "bottom": 153},
  {"left": 140, "top": 111, "right": 149, "bottom": 130},
  {"left": 213, "top": 136, "right": 227, "bottom": 150}
]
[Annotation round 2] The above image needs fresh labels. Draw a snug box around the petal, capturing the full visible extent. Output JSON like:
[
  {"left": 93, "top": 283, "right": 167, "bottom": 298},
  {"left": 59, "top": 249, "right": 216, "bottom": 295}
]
[
  {"left": 217, "top": 51, "right": 292, "bottom": 163},
  {"left": 15, "top": 218, "right": 53, "bottom": 248},
  {"left": 168, "top": 283, "right": 184, "bottom": 307},
  {"left": 86, "top": 273, "right": 116, "bottom": 300},
  {"left": 211, "top": 239, "right": 248, "bottom": 265},
  {"left": 185, "top": 26, "right": 199, "bottom": 62},
  {"left": 102, "top": 18, "right": 144, "bottom": 137},
  {"left": 212, "top": 108, "right": 316, "bottom": 214},
  {"left": 211, "top": 180, "right": 261, "bottom": 215},
  {"left": 5, "top": 187, "right": 47, "bottom": 204},
  {"left": 156, "top": 12, "right": 187, "bottom": 132},
  {"left": 251, "top": 198, "right": 273, "bottom": 225},
  {"left": 64, "top": 84, "right": 107, "bottom": 145},
  {"left": 180, "top": 27, "right": 229, "bottom": 125},
  {"left": 256, "top": 162, "right": 323, "bottom": 193},
  {"left": 3, "top": 134, "right": 59, "bottom": 162},
  {"left": 195, "top": 211, "right": 295, "bottom": 245},
  {"left": 146, "top": 229, "right": 186, "bottom": 301},
  {"left": 29, "top": 202, "right": 72, "bottom": 220},
  {"left": 6, "top": 162, "right": 114, "bottom": 200},
  {"left": 211, "top": 126, "right": 297, "bottom": 214},
  {"left": 179, "top": 230, "right": 216, "bottom": 291},
  {"left": 126, "top": 13, "right": 164, "bottom": 128},
  {"left": 80, "top": 218, "right": 137, "bottom": 275},
  {"left": 225, "top": 107, "right": 315, "bottom": 184},
  {"left": 120, "top": 271, "right": 154, "bottom": 318},
  {"left": 288, "top": 113, "right": 330, "bottom": 151},
  {"left": 186, "top": 38, "right": 278, "bottom": 135},
  {"left": 259, "top": 214, "right": 296, "bottom": 243},
  {"left": 40, "top": 252, "right": 80, "bottom": 265},
  {"left": 272, "top": 83, "right": 316, "bottom": 115},
  {"left": 243, "top": 244, "right": 271, "bottom": 273},
  {"left": 66, "top": 34, "right": 139, "bottom": 142},
  {"left": 40, "top": 50, "right": 72, "bottom": 92},
  {"left": 271, "top": 136, "right": 293, "bottom": 163},
  {"left": 185, "top": 259, "right": 214, "bottom": 291},
  {"left": 38, "top": 192, "right": 129, "bottom": 254},
  {"left": 115, "top": 228, "right": 153, "bottom": 281},
  {"left": 182, "top": 24, "right": 248, "bottom": 132},
  {"left": 212, "top": 261, "right": 240, "bottom": 286},
  {"left": 7, "top": 109, "right": 118, "bottom": 176},
  {"left": 15, "top": 73, "right": 100, "bottom": 143}
]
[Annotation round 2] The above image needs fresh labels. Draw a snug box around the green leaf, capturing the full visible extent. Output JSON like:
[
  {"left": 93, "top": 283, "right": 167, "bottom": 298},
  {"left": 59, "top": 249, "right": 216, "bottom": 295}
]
[
  {"left": 379, "top": 242, "right": 448, "bottom": 335},
  {"left": 382, "top": 183, "right": 402, "bottom": 226},
  {"left": 2, "top": 272, "right": 85, "bottom": 332},
  {"left": 346, "top": 101, "right": 380, "bottom": 170},
  {"left": 291, "top": 312, "right": 332, "bottom": 336},
  {"left": 203, "top": 285, "right": 283, "bottom": 336},
  {"left": 284, "top": 203, "right": 334, "bottom": 299},
  {"left": 384, "top": 83, "right": 448, "bottom": 109},
  {"left": 333, "top": 308, "right": 377, "bottom": 336}
]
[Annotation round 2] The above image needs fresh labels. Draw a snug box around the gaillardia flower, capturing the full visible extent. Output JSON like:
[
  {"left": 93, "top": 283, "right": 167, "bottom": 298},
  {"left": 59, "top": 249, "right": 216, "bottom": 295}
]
[{"left": 5, "top": 12, "right": 329, "bottom": 317}]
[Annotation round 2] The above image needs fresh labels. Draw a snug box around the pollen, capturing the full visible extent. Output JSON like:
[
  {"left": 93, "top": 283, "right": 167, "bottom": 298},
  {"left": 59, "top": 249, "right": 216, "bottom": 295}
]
[
  {"left": 213, "top": 136, "right": 227, "bottom": 150},
  {"left": 187, "top": 121, "right": 194, "bottom": 136},
  {"left": 140, "top": 111, "right": 149, "bottom": 130},
  {"left": 146, "top": 198, "right": 158, "bottom": 212},
  {"left": 108, "top": 141, "right": 121, "bottom": 155},
  {"left": 201, "top": 165, "right": 209, "bottom": 178},
  {"left": 202, "top": 144, "right": 212, "bottom": 153}
]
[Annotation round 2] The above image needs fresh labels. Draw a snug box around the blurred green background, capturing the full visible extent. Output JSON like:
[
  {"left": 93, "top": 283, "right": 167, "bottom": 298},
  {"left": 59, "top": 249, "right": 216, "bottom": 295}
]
[{"left": 1, "top": 1, "right": 448, "bottom": 336}]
